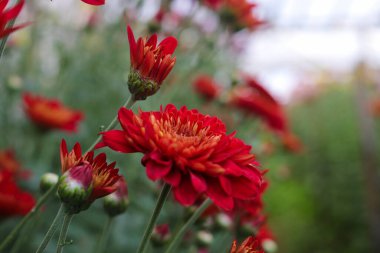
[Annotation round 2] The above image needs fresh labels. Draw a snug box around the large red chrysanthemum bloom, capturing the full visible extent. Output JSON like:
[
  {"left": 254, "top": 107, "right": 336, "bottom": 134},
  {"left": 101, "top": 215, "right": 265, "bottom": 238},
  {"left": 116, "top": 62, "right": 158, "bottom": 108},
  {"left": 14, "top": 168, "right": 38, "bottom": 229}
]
[
  {"left": 22, "top": 92, "right": 83, "bottom": 132},
  {"left": 80, "top": 0, "right": 105, "bottom": 5},
  {"left": 230, "top": 236, "right": 264, "bottom": 253},
  {"left": 203, "top": 0, "right": 264, "bottom": 31},
  {"left": 230, "top": 77, "right": 288, "bottom": 133},
  {"left": 193, "top": 75, "right": 222, "bottom": 101},
  {"left": 60, "top": 140, "right": 121, "bottom": 201},
  {"left": 0, "top": 0, "right": 29, "bottom": 39},
  {"left": 127, "top": 26, "right": 177, "bottom": 100},
  {"left": 99, "top": 104, "right": 262, "bottom": 211},
  {"left": 0, "top": 170, "right": 35, "bottom": 217}
]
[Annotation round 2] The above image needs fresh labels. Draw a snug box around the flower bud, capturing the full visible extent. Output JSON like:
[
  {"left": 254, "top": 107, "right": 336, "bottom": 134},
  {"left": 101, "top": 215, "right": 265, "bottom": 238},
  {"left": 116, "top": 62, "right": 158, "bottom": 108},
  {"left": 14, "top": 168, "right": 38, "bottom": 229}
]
[
  {"left": 40, "top": 172, "right": 59, "bottom": 193},
  {"left": 262, "top": 239, "right": 278, "bottom": 253},
  {"left": 151, "top": 224, "right": 171, "bottom": 246},
  {"left": 103, "top": 178, "right": 129, "bottom": 217},
  {"left": 215, "top": 213, "right": 232, "bottom": 230},
  {"left": 196, "top": 230, "right": 213, "bottom": 247},
  {"left": 57, "top": 164, "right": 93, "bottom": 208}
]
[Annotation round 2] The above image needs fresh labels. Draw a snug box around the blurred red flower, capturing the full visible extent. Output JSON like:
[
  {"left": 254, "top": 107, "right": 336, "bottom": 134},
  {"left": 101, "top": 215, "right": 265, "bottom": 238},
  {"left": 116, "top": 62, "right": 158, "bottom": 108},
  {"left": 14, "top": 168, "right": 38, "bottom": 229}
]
[
  {"left": 0, "top": 170, "right": 35, "bottom": 217},
  {"left": 99, "top": 104, "right": 263, "bottom": 211},
  {"left": 230, "top": 236, "right": 264, "bottom": 253},
  {"left": 193, "top": 75, "right": 222, "bottom": 101},
  {"left": 80, "top": 0, "right": 105, "bottom": 6},
  {"left": 127, "top": 25, "right": 177, "bottom": 100},
  {"left": 230, "top": 77, "right": 287, "bottom": 132},
  {"left": 0, "top": 149, "right": 20, "bottom": 175},
  {"left": 280, "top": 132, "right": 303, "bottom": 153},
  {"left": 203, "top": 0, "right": 264, "bottom": 31},
  {"left": 22, "top": 92, "right": 83, "bottom": 132},
  {"left": 371, "top": 97, "right": 380, "bottom": 117},
  {"left": 60, "top": 140, "right": 121, "bottom": 202},
  {"left": 0, "top": 0, "right": 28, "bottom": 39}
]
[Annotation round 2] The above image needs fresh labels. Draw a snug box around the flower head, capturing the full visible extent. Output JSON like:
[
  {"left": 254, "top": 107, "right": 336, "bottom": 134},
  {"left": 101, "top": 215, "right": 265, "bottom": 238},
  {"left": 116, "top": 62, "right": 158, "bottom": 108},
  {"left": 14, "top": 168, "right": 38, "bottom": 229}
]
[
  {"left": 230, "top": 236, "right": 264, "bottom": 253},
  {"left": 59, "top": 140, "right": 121, "bottom": 211},
  {"left": 80, "top": 0, "right": 105, "bottom": 5},
  {"left": 127, "top": 26, "right": 177, "bottom": 100},
  {"left": 0, "top": 0, "right": 28, "bottom": 39},
  {"left": 230, "top": 77, "right": 287, "bottom": 133},
  {"left": 193, "top": 75, "right": 222, "bottom": 101},
  {"left": 203, "top": 0, "right": 264, "bottom": 31},
  {"left": 23, "top": 92, "right": 83, "bottom": 132},
  {"left": 0, "top": 170, "right": 35, "bottom": 217},
  {"left": 99, "top": 104, "right": 262, "bottom": 211},
  {"left": 103, "top": 177, "right": 129, "bottom": 217}
]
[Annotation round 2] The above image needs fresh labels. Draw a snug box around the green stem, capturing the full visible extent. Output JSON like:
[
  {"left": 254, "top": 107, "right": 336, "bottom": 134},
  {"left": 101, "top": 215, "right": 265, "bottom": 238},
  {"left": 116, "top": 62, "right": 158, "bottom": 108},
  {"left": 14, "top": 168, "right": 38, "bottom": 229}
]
[
  {"left": 0, "top": 17, "right": 16, "bottom": 61},
  {"left": 56, "top": 212, "right": 74, "bottom": 253},
  {"left": 35, "top": 204, "right": 65, "bottom": 253},
  {"left": 95, "top": 217, "right": 114, "bottom": 253},
  {"left": 86, "top": 95, "right": 136, "bottom": 152},
  {"left": 164, "top": 198, "right": 212, "bottom": 253},
  {"left": 0, "top": 184, "right": 58, "bottom": 252},
  {"left": 136, "top": 183, "right": 172, "bottom": 253}
]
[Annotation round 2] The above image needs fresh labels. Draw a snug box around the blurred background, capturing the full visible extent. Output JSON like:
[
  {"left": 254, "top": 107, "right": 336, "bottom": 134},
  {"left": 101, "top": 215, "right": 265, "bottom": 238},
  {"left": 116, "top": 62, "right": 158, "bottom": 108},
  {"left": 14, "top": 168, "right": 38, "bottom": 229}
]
[{"left": 1, "top": 0, "right": 380, "bottom": 252}]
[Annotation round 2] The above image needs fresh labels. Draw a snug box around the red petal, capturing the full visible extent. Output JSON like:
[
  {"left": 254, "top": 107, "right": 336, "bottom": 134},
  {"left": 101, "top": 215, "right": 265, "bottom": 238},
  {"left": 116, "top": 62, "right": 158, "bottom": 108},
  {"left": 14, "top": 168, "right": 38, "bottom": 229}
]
[
  {"left": 158, "top": 36, "right": 177, "bottom": 55},
  {"left": 80, "top": 0, "right": 105, "bottom": 5},
  {"left": 173, "top": 178, "right": 199, "bottom": 206},
  {"left": 142, "top": 152, "right": 172, "bottom": 181},
  {"left": 101, "top": 130, "right": 134, "bottom": 153},
  {"left": 190, "top": 173, "right": 207, "bottom": 193}
]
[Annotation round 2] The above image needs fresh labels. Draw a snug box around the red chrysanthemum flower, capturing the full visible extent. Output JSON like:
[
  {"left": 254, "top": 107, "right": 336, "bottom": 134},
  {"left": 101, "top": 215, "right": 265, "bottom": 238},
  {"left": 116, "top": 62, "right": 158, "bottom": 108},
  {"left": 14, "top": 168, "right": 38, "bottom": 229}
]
[
  {"left": 230, "top": 236, "right": 264, "bottom": 253},
  {"left": 230, "top": 77, "right": 288, "bottom": 133},
  {"left": 0, "top": 149, "right": 20, "bottom": 175},
  {"left": 193, "top": 75, "right": 222, "bottom": 101},
  {"left": 99, "top": 104, "right": 262, "bottom": 211},
  {"left": 0, "top": 0, "right": 29, "bottom": 39},
  {"left": 80, "top": 0, "right": 105, "bottom": 5},
  {"left": 203, "top": 0, "right": 265, "bottom": 31},
  {"left": 22, "top": 92, "right": 84, "bottom": 132},
  {"left": 127, "top": 25, "right": 177, "bottom": 100},
  {"left": 0, "top": 170, "right": 35, "bottom": 217},
  {"left": 60, "top": 140, "right": 121, "bottom": 202}
]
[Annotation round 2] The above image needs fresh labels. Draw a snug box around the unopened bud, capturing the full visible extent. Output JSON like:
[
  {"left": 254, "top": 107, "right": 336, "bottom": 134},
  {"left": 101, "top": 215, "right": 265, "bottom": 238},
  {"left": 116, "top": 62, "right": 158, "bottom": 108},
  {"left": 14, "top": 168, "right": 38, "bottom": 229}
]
[
  {"left": 262, "top": 239, "right": 278, "bottom": 253},
  {"left": 151, "top": 224, "right": 171, "bottom": 246},
  {"left": 215, "top": 213, "right": 232, "bottom": 230},
  {"left": 40, "top": 172, "right": 59, "bottom": 193},
  {"left": 196, "top": 230, "right": 213, "bottom": 247},
  {"left": 103, "top": 178, "right": 128, "bottom": 217},
  {"left": 57, "top": 164, "right": 93, "bottom": 208}
]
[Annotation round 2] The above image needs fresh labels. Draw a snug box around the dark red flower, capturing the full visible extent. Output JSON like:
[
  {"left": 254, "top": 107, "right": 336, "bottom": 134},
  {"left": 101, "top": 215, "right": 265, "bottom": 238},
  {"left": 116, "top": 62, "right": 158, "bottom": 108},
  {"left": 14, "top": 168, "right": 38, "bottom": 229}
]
[
  {"left": 99, "top": 104, "right": 262, "bottom": 211},
  {"left": 127, "top": 25, "right": 177, "bottom": 100},
  {"left": 0, "top": 170, "right": 35, "bottom": 217},
  {"left": 230, "top": 236, "right": 264, "bottom": 253},
  {"left": 203, "top": 0, "right": 265, "bottom": 31},
  {"left": 0, "top": 0, "right": 28, "bottom": 39},
  {"left": 193, "top": 75, "right": 222, "bottom": 101},
  {"left": 80, "top": 0, "right": 105, "bottom": 6},
  {"left": 22, "top": 92, "right": 83, "bottom": 132},
  {"left": 0, "top": 149, "right": 20, "bottom": 175},
  {"left": 60, "top": 140, "right": 121, "bottom": 202},
  {"left": 230, "top": 77, "right": 288, "bottom": 133}
]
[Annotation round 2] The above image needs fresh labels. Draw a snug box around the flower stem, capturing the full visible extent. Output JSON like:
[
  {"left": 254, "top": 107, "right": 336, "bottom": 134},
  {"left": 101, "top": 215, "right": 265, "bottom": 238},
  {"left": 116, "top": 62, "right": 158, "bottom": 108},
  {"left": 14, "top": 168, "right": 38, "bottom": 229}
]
[
  {"left": 0, "top": 184, "right": 58, "bottom": 252},
  {"left": 35, "top": 204, "right": 65, "bottom": 253},
  {"left": 164, "top": 198, "right": 212, "bottom": 253},
  {"left": 0, "top": 15, "right": 16, "bottom": 61},
  {"left": 95, "top": 217, "right": 114, "bottom": 253},
  {"left": 56, "top": 212, "right": 74, "bottom": 253},
  {"left": 86, "top": 94, "right": 136, "bottom": 152},
  {"left": 136, "top": 183, "right": 172, "bottom": 253}
]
